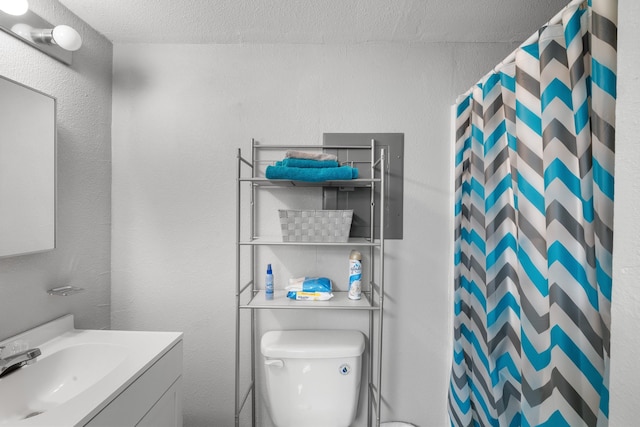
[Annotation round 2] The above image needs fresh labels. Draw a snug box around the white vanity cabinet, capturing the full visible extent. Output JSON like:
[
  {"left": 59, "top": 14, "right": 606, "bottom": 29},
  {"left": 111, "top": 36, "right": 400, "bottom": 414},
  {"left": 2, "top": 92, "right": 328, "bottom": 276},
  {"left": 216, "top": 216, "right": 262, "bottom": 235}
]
[
  {"left": 0, "top": 315, "right": 183, "bottom": 427},
  {"left": 85, "top": 340, "right": 183, "bottom": 427}
]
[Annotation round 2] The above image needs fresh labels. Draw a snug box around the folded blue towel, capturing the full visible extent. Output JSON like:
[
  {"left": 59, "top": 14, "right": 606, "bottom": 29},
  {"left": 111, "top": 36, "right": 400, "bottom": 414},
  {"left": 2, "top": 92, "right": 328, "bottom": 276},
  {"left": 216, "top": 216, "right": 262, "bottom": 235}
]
[
  {"left": 265, "top": 165, "right": 358, "bottom": 182},
  {"left": 276, "top": 158, "right": 339, "bottom": 168}
]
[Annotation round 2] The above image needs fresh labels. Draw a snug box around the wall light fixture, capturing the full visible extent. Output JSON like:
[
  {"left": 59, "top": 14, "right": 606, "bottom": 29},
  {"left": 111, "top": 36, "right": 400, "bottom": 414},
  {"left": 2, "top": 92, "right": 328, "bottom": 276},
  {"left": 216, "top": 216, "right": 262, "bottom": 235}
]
[
  {"left": 0, "top": 1, "right": 82, "bottom": 65},
  {"left": 31, "top": 25, "right": 83, "bottom": 51},
  {"left": 0, "top": 0, "right": 29, "bottom": 16}
]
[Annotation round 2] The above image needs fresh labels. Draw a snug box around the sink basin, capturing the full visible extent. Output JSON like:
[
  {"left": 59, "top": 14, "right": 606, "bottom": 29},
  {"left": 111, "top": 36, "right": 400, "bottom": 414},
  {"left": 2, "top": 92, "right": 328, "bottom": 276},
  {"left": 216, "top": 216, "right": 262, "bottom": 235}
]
[
  {"left": 0, "top": 315, "right": 182, "bottom": 426},
  {"left": 0, "top": 343, "right": 127, "bottom": 424}
]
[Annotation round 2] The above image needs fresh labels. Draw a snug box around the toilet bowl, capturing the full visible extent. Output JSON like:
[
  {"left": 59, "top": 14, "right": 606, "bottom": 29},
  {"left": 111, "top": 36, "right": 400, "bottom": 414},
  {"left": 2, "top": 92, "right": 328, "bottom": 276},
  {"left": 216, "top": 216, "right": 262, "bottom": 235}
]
[{"left": 261, "top": 329, "right": 365, "bottom": 427}]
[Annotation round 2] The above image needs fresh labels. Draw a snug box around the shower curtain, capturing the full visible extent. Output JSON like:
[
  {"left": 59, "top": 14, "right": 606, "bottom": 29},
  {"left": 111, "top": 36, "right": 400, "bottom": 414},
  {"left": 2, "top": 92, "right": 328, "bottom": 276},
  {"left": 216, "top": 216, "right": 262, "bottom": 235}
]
[{"left": 448, "top": 1, "right": 617, "bottom": 426}]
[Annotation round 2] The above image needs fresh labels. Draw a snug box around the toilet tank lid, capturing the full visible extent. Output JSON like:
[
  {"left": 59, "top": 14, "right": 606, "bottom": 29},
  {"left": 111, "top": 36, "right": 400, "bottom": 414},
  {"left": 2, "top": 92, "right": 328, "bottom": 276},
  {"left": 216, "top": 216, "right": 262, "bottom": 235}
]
[{"left": 261, "top": 330, "right": 365, "bottom": 358}]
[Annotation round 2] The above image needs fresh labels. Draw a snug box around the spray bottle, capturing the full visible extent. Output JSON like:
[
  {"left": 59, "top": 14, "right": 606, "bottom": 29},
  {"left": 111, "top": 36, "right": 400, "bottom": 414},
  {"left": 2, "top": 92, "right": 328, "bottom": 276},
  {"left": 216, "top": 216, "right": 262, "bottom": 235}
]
[
  {"left": 265, "top": 264, "right": 274, "bottom": 300},
  {"left": 348, "top": 250, "right": 362, "bottom": 300}
]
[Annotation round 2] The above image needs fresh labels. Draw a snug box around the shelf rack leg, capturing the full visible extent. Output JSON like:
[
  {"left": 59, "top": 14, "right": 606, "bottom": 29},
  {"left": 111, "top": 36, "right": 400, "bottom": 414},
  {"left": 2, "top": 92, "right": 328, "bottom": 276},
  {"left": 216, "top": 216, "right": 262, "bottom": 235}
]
[
  {"left": 250, "top": 140, "right": 257, "bottom": 427},
  {"left": 369, "top": 146, "right": 385, "bottom": 427},
  {"left": 236, "top": 146, "right": 258, "bottom": 426},
  {"left": 376, "top": 146, "right": 386, "bottom": 427},
  {"left": 235, "top": 148, "right": 242, "bottom": 427},
  {"left": 251, "top": 309, "right": 256, "bottom": 426}
]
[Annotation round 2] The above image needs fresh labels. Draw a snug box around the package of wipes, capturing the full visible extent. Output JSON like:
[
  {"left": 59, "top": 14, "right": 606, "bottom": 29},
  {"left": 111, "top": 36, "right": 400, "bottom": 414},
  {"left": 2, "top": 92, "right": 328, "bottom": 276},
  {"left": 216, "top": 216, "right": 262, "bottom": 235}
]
[
  {"left": 286, "top": 291, "right": 334, "bottom": 301},
  {"left": 286, "top": 277, "right": 333, "bottom": 301}
]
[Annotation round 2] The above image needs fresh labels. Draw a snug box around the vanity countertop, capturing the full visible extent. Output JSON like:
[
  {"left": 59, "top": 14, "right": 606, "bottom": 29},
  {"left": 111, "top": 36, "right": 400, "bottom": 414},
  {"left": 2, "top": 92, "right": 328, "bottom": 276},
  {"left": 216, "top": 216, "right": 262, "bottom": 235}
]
[{"left": 0, "top": 315, "right": 182, "bottom": 426}]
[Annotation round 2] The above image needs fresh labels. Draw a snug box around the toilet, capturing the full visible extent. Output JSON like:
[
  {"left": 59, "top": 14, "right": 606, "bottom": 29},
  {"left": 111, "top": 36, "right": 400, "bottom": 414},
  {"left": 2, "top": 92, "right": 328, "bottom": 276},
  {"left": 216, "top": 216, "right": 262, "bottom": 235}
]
[{"left": 261, "top": 329, "right": 365, "bottom": 427}]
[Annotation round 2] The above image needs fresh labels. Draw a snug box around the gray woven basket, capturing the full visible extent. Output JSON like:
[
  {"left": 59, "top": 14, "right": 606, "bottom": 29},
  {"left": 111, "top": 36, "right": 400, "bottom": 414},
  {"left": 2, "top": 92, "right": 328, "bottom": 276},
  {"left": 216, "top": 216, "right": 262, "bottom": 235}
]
[{"left": 278, "top": 209, "right": 353, "bottom": 242}]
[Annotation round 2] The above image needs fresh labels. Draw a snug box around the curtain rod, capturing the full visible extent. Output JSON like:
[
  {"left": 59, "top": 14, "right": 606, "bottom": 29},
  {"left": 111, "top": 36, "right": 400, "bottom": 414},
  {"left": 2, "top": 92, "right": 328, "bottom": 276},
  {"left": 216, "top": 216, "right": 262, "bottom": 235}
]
[{"left": 456, "top": 0, "right": 585, "bottom": 100}]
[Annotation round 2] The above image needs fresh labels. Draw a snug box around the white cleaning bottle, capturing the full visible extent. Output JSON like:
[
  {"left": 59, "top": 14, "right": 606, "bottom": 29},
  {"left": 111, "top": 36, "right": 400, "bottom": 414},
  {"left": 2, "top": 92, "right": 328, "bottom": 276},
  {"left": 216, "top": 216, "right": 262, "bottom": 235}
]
[
  {"left": 348, "top": 250, "right": 362, "bottom": 300},
  {"left": 265, "top": 264, "right": 274, "bottom": 300}
]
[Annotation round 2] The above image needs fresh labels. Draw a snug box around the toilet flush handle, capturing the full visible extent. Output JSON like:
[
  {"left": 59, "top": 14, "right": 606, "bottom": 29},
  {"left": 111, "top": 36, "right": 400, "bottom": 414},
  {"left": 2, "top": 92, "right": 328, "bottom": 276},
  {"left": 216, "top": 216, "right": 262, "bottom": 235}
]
[{"left": 264, "top": 359, "right": 284, "bottom": 368}]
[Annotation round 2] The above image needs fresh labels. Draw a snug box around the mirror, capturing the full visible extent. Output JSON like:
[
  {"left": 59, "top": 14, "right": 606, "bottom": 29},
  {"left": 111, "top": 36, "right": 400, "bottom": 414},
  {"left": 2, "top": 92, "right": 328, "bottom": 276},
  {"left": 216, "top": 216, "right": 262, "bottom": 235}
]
[{"left": 0, "top": 75, "right": 55, "bottom": 257}]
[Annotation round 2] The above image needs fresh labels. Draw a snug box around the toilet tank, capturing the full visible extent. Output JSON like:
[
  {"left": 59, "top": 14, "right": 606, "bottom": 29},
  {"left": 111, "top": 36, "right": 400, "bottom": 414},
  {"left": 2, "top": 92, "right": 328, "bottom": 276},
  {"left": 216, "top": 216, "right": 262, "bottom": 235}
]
[{"left": 261, "top": 330, "right": 365, "bottom": 427}]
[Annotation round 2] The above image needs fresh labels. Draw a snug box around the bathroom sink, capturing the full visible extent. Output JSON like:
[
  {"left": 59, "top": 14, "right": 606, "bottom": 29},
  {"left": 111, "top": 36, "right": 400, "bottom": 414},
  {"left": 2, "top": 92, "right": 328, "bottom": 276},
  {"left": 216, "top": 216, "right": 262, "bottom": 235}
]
[
  {"left": 0, "top": 343, "right": 127, "bottom": 424},
  {"left": 0, "top": 315, "right": 182, "bottom": 426}
]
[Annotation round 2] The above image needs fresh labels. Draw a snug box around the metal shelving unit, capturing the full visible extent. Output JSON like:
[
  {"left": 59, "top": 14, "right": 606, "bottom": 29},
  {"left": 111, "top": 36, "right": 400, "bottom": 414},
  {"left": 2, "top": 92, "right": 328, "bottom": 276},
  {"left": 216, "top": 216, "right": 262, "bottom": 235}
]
[{"left": 235, "top": 139, "right": 386, "bottom": 427}]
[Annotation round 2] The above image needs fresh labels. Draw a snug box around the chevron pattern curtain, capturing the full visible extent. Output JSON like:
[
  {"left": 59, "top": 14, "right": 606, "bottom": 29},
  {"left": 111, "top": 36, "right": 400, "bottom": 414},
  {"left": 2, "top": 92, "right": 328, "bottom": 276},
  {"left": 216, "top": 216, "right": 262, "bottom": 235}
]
[{"left": 448, "top": 1, "right": 617, "bottom": 426}]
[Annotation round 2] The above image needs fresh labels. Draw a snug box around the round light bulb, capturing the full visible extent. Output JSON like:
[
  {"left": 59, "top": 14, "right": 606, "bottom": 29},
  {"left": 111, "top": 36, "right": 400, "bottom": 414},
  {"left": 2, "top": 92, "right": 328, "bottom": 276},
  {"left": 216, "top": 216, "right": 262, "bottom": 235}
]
[
  {"left": 0, "top": 0, "right": 29, "bottom": 16},
  {"left": 52, "top": 25, "right": 82, "bottom": 51},
  {"left": 11, "top": 22, "right": 32, "bottom": 39}
]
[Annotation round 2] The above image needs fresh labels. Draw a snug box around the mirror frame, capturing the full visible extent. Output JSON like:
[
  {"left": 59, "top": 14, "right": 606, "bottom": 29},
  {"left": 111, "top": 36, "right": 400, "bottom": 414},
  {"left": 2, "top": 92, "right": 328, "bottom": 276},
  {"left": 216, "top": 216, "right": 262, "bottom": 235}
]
[{"left": 0, "top": 75, "right": 56, "bottom": 258}]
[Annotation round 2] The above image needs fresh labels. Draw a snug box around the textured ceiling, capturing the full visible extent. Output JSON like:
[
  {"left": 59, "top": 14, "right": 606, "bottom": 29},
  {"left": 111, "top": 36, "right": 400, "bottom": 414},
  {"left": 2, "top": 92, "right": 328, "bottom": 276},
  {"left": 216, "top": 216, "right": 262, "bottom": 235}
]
[{"left": 58, "top": 0, "right": 570, "bottom": 44}]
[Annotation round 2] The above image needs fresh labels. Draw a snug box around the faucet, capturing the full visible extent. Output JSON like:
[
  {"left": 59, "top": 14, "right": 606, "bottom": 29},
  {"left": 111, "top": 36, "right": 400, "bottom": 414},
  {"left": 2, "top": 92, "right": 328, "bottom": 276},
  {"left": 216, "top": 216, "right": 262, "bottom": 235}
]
[{"left": 0, "top": 346, "right": 41, "bottom": 378}]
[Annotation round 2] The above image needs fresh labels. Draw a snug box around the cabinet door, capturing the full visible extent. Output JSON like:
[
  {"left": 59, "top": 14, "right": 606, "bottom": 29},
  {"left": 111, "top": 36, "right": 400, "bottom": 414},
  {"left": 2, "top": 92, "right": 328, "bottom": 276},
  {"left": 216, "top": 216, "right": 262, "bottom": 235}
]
[
  {"left": 137, "top": 377, "right": 183, "bottom": 427},
  {"left": 85, "top": 342, "right": 183, "bottom": 426}
]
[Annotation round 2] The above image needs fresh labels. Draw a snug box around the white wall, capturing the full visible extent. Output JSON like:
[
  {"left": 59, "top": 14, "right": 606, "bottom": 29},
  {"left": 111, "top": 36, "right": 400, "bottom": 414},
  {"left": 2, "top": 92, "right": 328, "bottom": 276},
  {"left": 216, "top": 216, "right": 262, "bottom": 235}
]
[
  {"left": 0, "top": 0, "right": 112, "bottom": 339},
  {"left": 0, "top": 1, "right": 634, "bottom": 425},
  {"left": 609, "top": 0, "right": 640, "bottom": 424},
  {"left": 111, "top": 41, "right": 516, "bottom": 426}
]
